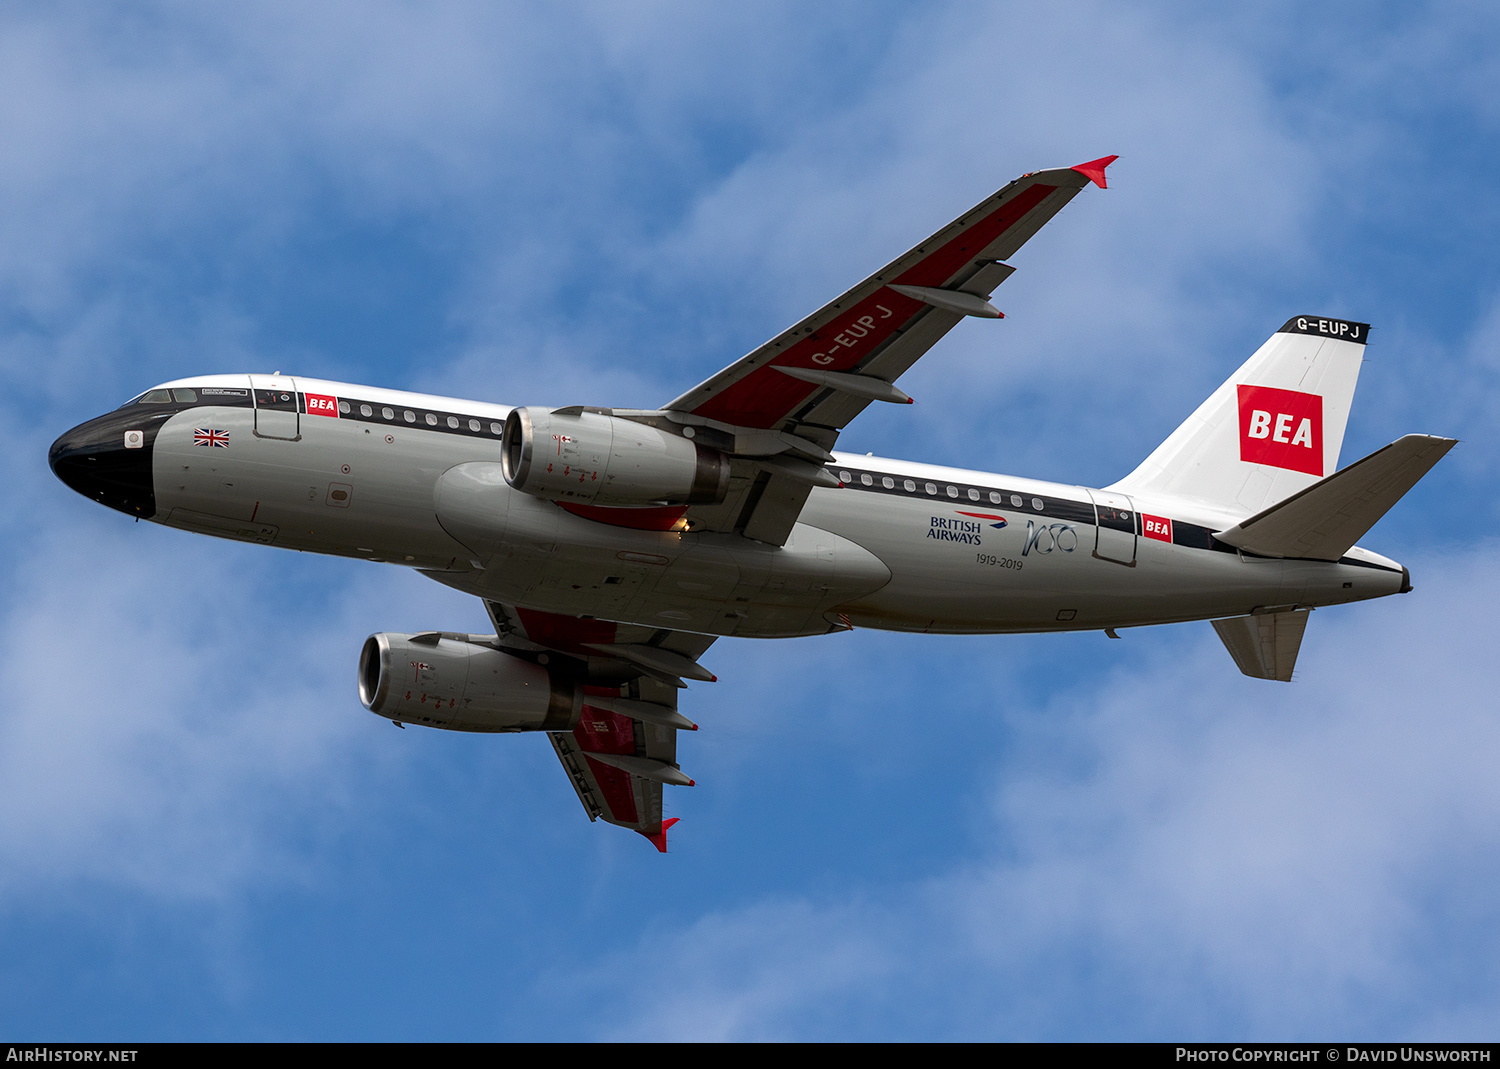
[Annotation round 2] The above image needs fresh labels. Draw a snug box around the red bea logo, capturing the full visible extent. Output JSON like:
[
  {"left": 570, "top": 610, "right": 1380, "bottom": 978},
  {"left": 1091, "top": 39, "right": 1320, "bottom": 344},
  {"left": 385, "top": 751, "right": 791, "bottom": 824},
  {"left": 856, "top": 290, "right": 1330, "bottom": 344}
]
[
  {"left": 306, "top": 393, "right": 339, "bottom": 417},
  {"left": 1142, "top": 514, "right": 1172, "bottom": 543},
  {"left": 1237, "top": 385, "right": 1322, "bottom": 476}
]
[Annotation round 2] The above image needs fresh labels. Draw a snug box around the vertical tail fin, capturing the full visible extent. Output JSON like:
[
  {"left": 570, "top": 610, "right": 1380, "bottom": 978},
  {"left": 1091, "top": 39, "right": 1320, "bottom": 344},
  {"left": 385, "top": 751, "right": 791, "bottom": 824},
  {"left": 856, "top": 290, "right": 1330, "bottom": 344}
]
[
  {"left": 1212, "top": 609, "right": 1311, "bottom": 682},
  {"left": 1111, "top": 316, "right": 1369, "bottom": 516}
]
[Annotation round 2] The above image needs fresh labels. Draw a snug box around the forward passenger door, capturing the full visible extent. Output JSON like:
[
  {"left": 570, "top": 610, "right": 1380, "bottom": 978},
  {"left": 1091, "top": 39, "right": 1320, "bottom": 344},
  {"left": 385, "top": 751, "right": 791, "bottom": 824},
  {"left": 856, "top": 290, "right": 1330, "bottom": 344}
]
[{"left": 250, "top": 374, "right": 300, "bottom": 441}]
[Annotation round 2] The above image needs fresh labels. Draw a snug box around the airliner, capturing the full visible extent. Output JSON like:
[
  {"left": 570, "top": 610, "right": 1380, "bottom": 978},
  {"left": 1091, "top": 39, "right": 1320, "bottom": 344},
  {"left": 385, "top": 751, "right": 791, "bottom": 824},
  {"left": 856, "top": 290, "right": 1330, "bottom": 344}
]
[{"left": 49, "top": 156, "right": 1453, "bottom": 850}]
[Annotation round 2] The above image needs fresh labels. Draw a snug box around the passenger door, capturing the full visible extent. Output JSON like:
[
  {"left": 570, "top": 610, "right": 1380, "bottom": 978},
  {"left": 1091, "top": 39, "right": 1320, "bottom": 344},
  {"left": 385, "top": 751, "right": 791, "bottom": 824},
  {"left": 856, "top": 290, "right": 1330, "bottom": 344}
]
[
  {"left": 1087, "top": 488, "right": 1137, "bottom": 565},
  {"left": 250, "top": 374, "right": 300, "bottom": 441}
]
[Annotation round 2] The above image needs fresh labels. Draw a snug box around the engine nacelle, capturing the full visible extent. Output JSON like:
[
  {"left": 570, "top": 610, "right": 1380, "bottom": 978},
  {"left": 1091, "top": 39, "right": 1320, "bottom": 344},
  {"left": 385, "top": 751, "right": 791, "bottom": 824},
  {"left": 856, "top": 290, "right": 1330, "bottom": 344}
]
[
  {"left": 358, "top": 632, "right": 581, "bottom": 733},
  {"left": 501, "top": 407, "right": 729, "bottom": 506}
]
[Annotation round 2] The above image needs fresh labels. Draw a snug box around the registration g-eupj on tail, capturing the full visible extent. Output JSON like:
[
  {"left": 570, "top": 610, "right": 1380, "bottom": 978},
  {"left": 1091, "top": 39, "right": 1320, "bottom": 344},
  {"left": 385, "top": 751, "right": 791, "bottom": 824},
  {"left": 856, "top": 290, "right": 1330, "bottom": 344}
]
[{"left": 50, "top": 156, "right": 1454, "bottom": 850}]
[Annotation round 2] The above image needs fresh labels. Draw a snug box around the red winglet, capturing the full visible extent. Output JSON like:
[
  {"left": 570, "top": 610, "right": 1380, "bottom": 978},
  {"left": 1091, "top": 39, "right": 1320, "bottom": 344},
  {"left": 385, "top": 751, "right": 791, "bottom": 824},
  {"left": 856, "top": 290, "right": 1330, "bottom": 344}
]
[
  {"left": 642, "top": 817, "right": 681, "bottom": 853},
  {"left": 1071, "top": 155, "right": 1119, "bottom": 189}
]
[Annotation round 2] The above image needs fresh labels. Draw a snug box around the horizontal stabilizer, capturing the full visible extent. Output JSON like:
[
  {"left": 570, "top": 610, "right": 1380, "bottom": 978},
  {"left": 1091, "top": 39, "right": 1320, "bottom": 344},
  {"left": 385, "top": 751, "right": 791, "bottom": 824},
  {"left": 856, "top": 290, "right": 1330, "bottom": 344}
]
[
  {"left": 1216, "top": 434, "right": 1456, "bottom": 560},
  {"left": 1212, "top": 609, "right": 1311, "bottom": 682}
]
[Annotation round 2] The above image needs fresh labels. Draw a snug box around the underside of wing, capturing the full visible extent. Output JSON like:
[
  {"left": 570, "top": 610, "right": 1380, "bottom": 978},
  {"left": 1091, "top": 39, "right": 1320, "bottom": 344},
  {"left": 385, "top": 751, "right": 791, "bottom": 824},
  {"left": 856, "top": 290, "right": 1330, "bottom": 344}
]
[
  {"left": 485, "top": 600, "right": 714, "bottom": 852},
  {"left": 660, "top": 157, "right": 1115, "bottom": 545},
  {"left": 666, "top": 158, "right": 1115, "bottom": 430}
]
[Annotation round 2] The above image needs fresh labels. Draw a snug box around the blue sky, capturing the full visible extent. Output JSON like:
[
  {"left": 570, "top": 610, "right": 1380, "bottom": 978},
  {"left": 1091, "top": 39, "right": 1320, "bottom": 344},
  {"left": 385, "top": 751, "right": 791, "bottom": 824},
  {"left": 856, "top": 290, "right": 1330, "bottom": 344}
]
[{"left": 3, "top": 1, "right": 1499, "bottom": 1041}]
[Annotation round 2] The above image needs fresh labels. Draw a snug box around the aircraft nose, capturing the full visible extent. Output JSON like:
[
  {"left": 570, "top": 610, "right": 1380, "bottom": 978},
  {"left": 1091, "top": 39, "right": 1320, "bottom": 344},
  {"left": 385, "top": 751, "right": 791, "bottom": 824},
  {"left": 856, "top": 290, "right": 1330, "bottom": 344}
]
[{"left": 49, "top": 410, "right": 159, "bottom": 519}]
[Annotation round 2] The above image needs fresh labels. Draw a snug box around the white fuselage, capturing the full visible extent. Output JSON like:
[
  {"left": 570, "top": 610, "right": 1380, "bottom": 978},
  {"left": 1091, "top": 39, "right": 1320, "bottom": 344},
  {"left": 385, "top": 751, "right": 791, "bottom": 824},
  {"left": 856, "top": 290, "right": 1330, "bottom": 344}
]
[{"left": 141, "top": 374, "right": 1406, "bottom": 639}]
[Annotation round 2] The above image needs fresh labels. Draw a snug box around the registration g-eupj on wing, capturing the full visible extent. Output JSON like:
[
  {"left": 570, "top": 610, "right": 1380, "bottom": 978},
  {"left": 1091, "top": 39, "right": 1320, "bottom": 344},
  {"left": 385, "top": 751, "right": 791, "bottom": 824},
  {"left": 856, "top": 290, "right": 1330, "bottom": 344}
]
[{"left": 50, "top": 156, "right": 1454, "bottom": 851}]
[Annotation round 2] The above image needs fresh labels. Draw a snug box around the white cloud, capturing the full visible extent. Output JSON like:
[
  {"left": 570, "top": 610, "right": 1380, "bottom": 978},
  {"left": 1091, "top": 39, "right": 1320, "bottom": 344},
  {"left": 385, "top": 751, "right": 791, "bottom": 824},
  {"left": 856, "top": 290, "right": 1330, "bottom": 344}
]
[
  {"left": 561, "top": 900, "right": 897, "bottom": 1042},
  {"left": 0, "top": 515, "right": 477, "bottom": 902}
]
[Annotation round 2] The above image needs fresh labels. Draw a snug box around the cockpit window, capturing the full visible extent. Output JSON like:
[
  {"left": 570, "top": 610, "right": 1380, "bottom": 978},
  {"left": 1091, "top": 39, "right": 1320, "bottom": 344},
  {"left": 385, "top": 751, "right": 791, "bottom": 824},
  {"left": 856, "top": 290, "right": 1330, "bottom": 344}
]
[{"left": 119, "top": 385, "right": 250, "bottom": 409}]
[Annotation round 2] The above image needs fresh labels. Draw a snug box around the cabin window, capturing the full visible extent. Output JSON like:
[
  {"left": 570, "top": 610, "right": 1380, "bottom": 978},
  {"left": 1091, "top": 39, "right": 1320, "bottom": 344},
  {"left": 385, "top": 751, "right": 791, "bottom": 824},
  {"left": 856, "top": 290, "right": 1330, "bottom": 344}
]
[
  {"left": 903, "top": 479, "right": 916, "bottom": 492},
  {"left": 883, "top": 476, "right": 894, "bottom": 489},
  {"left": 382, "top": 407, "right": 394, "bottom": 420},
  {"left": 447, "top": 416, "right": 459, "bottom": 429},
  {"left": 469, "top": 419, "right": 481, "bottom": 432}
]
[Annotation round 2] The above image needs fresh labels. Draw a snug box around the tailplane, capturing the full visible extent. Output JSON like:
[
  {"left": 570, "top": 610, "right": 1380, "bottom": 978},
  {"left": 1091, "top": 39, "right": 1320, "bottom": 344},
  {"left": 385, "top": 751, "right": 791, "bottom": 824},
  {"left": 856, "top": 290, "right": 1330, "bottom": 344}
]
[
  {"left": 1215, "top": 434, "right": 1456, "bottom": 561},
  {"left": 1112, "top": 316, "right": 1369, "bottom": 516}
]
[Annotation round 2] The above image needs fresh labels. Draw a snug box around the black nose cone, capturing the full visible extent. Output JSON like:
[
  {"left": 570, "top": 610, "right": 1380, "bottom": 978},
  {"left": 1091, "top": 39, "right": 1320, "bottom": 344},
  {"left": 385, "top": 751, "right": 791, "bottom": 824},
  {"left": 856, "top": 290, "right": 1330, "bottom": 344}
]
[{"left": 49, "top": 408, "right": 163, "bottom": 519}]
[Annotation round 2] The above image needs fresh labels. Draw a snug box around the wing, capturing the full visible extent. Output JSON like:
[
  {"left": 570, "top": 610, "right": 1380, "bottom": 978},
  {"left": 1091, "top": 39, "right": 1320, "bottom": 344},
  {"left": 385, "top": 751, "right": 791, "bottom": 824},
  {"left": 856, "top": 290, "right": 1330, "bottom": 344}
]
[
  {"left": 485, "top": 600, "right": 715, "bottom": 852},
  {"left": 663, "top": 156, "right": 1116, "bottom": 545}
]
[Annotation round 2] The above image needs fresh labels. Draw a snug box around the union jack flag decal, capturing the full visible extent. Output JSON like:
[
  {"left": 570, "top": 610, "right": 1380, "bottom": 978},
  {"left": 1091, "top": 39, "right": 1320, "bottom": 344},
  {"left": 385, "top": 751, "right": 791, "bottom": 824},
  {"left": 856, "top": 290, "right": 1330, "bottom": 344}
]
[{"left": 193, "top": 428, "right": 229, "bottom": 448}]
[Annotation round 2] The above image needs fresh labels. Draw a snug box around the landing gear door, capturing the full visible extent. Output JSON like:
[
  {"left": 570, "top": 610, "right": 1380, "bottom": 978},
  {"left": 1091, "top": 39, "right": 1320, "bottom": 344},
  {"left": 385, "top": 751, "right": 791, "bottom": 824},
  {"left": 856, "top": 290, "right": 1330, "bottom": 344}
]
[
  {"left": 1087, "top": 489, "right": 1137, "bottom": 565},
  {"left": 250, "top": 375, "right": 300, "bottom": 441}
]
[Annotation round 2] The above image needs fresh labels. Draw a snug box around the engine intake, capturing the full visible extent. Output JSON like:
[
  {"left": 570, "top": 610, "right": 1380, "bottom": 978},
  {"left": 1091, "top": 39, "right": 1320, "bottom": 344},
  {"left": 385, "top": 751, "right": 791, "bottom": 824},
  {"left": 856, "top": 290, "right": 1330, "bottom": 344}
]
[
  {"left": 502, "top": 407, "right": 728, "bottom": 506},
  {"left": 359, "top": 632, "right": 580, "bottom": 732}
]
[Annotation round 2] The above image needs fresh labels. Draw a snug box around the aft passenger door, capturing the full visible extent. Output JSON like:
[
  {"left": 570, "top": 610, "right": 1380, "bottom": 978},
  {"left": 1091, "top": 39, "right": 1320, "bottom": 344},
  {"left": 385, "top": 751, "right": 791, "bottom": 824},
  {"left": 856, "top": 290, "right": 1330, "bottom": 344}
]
[
  {"left": 1087, "top": 488, "right": 1137, "bottom": 565},
  {"left": 250, "top": 374, "right": 300, "bottom": 441}
]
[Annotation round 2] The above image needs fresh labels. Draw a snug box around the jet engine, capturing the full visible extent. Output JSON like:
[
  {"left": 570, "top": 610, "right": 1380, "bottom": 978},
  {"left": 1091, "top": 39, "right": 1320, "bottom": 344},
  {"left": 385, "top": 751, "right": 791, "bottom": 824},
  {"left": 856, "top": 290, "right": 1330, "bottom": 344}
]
[
  {"left": 358, "top": 632, "right": 581, "bottom": 732},
  {"left": 501, "top": 407, "right": 729, "bottom": 506}
]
